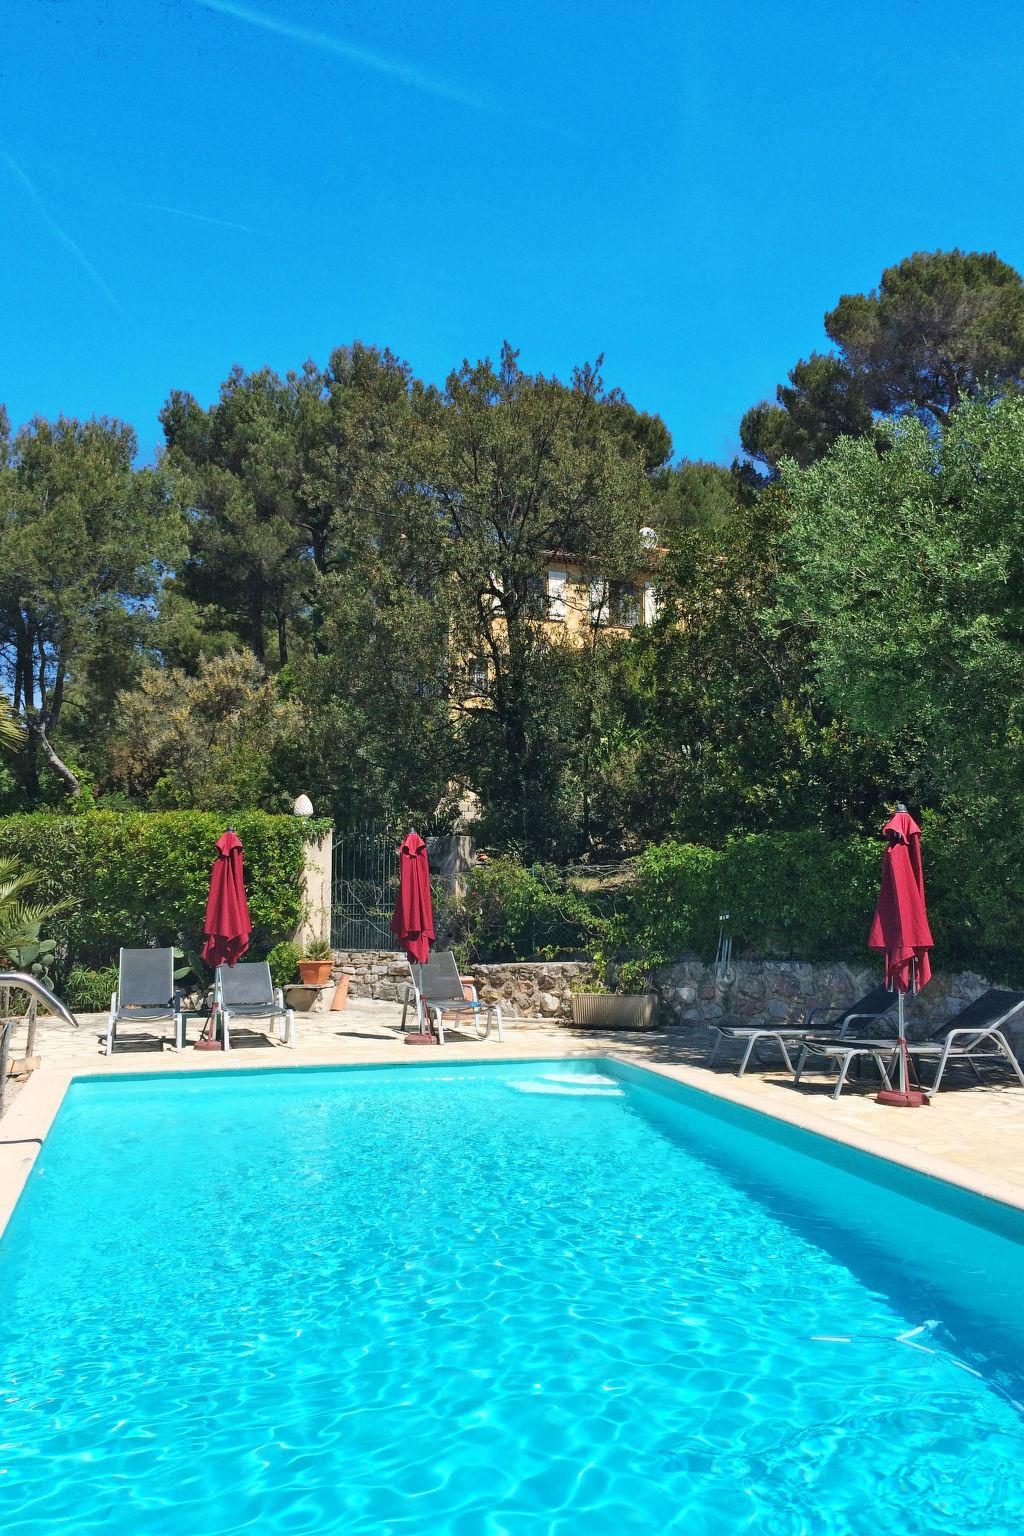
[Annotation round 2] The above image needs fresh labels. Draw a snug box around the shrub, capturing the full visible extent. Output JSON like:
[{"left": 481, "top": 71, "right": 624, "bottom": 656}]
[
  {"left": 0, "top": 811, "right": 330, "bottom": 977},
  {"left": 65, "top": 964, "right": 119, "bottom": 1012},
  {"left": 622, "top": 832, "right": 879, "bottom": 967},
  {"left": 266, "top": 940, "right": 300, "bottom": 988},
  {"left": 459, "top": 856, "right": 608, "bottom": 962}
]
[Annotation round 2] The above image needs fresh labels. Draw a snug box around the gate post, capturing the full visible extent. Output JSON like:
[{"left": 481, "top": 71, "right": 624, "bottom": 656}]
[{"left": 295, "top": 828, "right": 333, "bottom": 950}]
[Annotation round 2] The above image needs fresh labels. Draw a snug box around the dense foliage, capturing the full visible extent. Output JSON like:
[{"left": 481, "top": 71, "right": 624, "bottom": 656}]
[
  {"left": 2, "top": 248, "right": 1024, "bottom": 978},
  {"left": 0, "top": 812, "right": 327, "bottom": 974}
]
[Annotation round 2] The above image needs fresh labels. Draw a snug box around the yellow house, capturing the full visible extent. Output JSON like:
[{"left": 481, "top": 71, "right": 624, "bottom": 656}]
[
  {"left": 462, "top": 530, "right": 665, "bottom": 696},
  {"left": 540, "top": 546, "right": 663, "bottom": 641}
]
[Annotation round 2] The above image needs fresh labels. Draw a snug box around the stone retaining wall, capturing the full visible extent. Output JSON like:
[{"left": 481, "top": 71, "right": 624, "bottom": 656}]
[
  {"left": 330, "top": 948, "right": 1020, "bottom": 1046},
  {"left": 650, "top": 958, "right": 1020, "bottom": 1044},
  {"left": 330, "top": 952, "right": 592, "bottom": 1019}
]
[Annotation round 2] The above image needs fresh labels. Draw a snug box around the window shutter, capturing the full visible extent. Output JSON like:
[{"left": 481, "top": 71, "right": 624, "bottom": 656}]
[{"left": 547, "top": 568, "right": 567, "bottom": 621}]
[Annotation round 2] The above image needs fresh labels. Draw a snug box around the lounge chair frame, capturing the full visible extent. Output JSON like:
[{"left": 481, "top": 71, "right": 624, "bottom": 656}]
[
  {"left": 709, "top": 986, "right": 897, "bottom": 1078},
  {"left": 905, "top": 989, "right": 1024, "bottom": 1096},
  {"left": 214, "top": 961, "right": 295, "bottom": 1050},
  {"left": 107, "top": 948, "right": 183, "bottom": 1055},
  {"left": 793, "top": 1037, "right": 897, "bottom": 1100},
  {"left": 401, "top": 950, "right": 504, "bottom": 1044}
]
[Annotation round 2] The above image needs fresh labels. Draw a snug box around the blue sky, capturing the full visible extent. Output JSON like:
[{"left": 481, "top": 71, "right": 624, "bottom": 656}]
[{"left": 3, "top": 0, "right": 1023, "bottom": 466}]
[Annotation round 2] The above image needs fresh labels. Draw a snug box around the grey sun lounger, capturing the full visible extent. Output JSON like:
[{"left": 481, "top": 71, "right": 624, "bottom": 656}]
[
  {"left": 905, "top": 988, "right": 1024, "bottom": 1096},
  {"left": 215, "top": 961, "right": 295, "bottom": 1050},
  {"left": 106, "top": 947, "right": 183, "bottom": 1055},
  {"left": 401, "top": 949, "right": 504, "bottom": 1044},
  {"left": 793, "top": 1035, "right": 899, "bottom": 1099},
  {"left": 709, "top": 985, "right": 896, "bottom": 1077}
]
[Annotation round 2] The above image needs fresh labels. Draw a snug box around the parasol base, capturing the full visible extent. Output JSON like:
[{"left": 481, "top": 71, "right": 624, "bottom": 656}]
[
  {"left": 876, "top": 1088, "right": 928, "bottom": 1107},
  {"left": 405, "top": 1031, "right": 439, "bottom": 1047}
]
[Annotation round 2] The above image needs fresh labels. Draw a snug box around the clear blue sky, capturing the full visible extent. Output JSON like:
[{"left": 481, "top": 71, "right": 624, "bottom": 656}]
[{"left": 3, "top": 0, "right": 1023, "bottom": 465}]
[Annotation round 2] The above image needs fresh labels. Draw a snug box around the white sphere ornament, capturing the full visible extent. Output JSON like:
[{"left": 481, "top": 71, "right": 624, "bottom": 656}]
[{"left": 293, "top": 794, "right": 314, "bottom": 817}]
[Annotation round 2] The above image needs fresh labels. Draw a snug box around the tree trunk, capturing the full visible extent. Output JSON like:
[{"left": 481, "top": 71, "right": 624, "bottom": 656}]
[{"left": 27, "top": 719, "right": 82, "bottom": 797}]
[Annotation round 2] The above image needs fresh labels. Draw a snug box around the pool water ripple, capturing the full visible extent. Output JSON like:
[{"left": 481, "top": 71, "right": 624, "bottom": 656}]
[{"left": 1, "top": 1060, "right": 1023, "bottom": 1534}]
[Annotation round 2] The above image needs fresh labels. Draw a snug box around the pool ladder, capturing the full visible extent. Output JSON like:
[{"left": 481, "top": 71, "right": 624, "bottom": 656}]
[{"left": 0, "top": 972, "right": 79, "bottom": 1114}]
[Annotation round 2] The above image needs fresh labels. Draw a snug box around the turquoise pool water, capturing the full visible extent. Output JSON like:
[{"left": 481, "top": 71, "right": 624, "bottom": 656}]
[{"left": 2, "top": 1059, "right": 1023, "bottom": 1535}]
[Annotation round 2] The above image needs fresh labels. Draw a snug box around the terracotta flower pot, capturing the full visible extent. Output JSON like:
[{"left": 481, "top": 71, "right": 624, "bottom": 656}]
[
  {"left": 297, "top": 959, "right": 332, "bottom": 987},
  {"left": 330, "top": 975, "right": 350, "bottom": 1011}
]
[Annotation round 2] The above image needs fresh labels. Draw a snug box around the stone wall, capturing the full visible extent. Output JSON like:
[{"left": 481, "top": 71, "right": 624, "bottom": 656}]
[
  {"left": 329, "top": 948, "right": 1020, "bottom": 1047},
  {"left": 331, "top": 951, "right": 411, "bottom": 1003},
  {"left": 472, "top": 961, "right": 593, "bottom": 1020},
  {"left": 650, "top": 957, "right": 1019, "bottom": 1044},
  {"left": 330, "top": 951, "right": 592, "bottom": 1019}
]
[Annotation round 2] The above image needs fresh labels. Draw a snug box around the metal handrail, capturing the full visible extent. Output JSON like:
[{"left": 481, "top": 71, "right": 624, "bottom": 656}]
[{"left": 0, "top": 973, "right": 79, "bottom": 1029}]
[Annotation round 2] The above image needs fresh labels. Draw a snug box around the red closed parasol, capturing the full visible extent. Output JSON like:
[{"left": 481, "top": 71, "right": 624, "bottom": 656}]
[
  {"left": 202, "top": 830, "right": 252, "bottom": 968},
  {"left": 391, "top": 831, "right": 434, "bottom": 966},
  {"left": 868, "top": 809, "right": 933, "bottom": 1106},
  {"left": 391, "top": 831, "right": 435, "bottom": 1042}
]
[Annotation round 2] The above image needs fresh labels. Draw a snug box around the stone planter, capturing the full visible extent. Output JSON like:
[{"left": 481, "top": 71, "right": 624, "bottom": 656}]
[
  {"left": 297, "top": 959, "right": 332, "bottom": 987},
  {"left": 284, "top": 983, "right": 327, "bottom": 1013},
  {"left": 570, "top": 993, "right": 658, "bottom": 1030}
]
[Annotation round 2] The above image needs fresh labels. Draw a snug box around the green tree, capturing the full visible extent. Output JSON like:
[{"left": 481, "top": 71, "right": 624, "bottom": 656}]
[
  {"left": 591, "top": 486, "right": 914, "bottom": 847},
  {"left": 0, "top": 415, "right": 183, "bottom": 799},
  {"left": 161, "top": 368, "right": 312, "bottom": 668},
  {"left": 740, "top": 354, "right": 872, "bottom": 473},
  {"left": 741, "top": 250, "right": 1024, "bottom": 473},
  {"left": 108, "top": 649, "right": 300, "bottom": 810},
  {"left": 417, "top": 344, "right": 654, "bottom": 854},
  {"left": 827, "top": 249, "right": 1024, "bottom": 425},
  {"left": 776, "top": 393, "right": 1024, "bottom": 793}
]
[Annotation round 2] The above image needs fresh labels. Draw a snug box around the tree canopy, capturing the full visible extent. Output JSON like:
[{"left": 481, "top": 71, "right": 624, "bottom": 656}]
[{"left": 741, "top": 249, "right": 1024, "bottom": 472}]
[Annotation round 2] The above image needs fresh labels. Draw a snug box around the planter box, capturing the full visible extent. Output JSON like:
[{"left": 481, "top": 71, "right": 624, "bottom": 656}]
[
  {"left": 570, "top": 993, "right": 658, "bottom": 1030},
  {"left": 284, "top": 984, "right": 328, "bottom": 1013}
]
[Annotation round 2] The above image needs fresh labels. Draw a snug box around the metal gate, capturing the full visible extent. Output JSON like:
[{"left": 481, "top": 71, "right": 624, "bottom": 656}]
[{"left": 331, "top": 824, "right": 400, "bottom": 951}]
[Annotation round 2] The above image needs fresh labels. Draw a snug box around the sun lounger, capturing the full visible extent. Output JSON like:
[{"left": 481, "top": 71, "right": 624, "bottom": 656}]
[
  {"left": 107, "top": 948, "right": 183, "bottom": 1055},
  {"left": 709, "top": 985, "right": 896, "bottom": 1077},
  {"left": 793, "top": 1035, "right": 898, "bottom": 1099},
  {"left": 401, "top": 950, "right": 504, "bottom": 1044},
  {"left": 905, "top": 988, "right": 1024, "bottom": 1095},
  {"left": 215, "top": 961, "right": 295, "bottom": 1050}
]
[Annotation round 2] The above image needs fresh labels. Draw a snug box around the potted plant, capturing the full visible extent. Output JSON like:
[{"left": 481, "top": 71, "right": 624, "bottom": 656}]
[
  {"left": 297, "top": 938, "right": 333, "bottom": 988},
  {"left": 569, "top": 952, "right": 658, "bottom": 1030}
]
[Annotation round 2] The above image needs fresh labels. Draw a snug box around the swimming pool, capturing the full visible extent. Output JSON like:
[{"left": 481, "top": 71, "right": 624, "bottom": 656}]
[{"left": 2, "top": 1058, "right": 1022, "bottom": 1535}]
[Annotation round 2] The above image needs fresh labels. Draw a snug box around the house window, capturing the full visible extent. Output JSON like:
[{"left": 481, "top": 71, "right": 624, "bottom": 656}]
[
  {"left": 547, "top": 568, "right": 566, "bottom": 621},
  {"left": 610, "top": 582, "right": 641, "bottom": 628},
  {"left": 643, "top": 581, "right": 660, "bottom": 626},
  {"left": 466, "top": 656, "right": 488, "bottom": 694},
  {"left": 589, "top": 579, "right": 609, "bottom": 626}
]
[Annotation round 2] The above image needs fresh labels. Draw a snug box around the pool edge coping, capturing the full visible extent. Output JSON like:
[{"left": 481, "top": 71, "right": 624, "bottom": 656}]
[{"left": 3, "top": 1046, "right": 1024, "bottom": 1240}]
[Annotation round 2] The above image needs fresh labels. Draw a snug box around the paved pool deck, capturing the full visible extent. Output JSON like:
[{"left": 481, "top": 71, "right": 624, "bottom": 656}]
[{"left": 2, "top": 998, "right": 1024, "bottom": 1235}]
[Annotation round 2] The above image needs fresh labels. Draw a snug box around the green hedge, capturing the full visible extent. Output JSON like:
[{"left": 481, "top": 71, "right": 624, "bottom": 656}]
[
  {"left": 624, "top": 832, "right": 882, "bottom": 967},
  {"left": 623, "top": 828, "right": 1024, "bottom": 983},
  {"left": 0, "top": 811, "right": 330, "bottom": 974}
]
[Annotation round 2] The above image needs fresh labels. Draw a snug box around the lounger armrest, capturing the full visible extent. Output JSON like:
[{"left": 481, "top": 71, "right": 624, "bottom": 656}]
[
  {"left": 109, "top": 989, "right": 117, "bottom": 1012},
  {"left": 275, "top": 986, "right": 285, "bottom": 1010}
]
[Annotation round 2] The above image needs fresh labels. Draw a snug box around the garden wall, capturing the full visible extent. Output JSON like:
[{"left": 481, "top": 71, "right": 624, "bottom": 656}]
[
  {"left": 649, "top": 958, "right": 1018, "bottom": 1044},
  {"left": 331, "top": 951, "right": 593, "bottom": 1018},
  {"left": 330, "top": 948, "right": 1020, "bottom": 1050}
]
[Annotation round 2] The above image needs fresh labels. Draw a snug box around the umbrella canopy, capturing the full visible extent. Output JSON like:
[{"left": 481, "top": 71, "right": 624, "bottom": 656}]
[
  {"left": 868, "top": 810, "right": 933, "bottom": 992},
  {"left": 201, "top": 830, "right": 252, "bottom": 968},
  {"left": 391, "top": 831, "right": 434, "bottom": 965}
]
